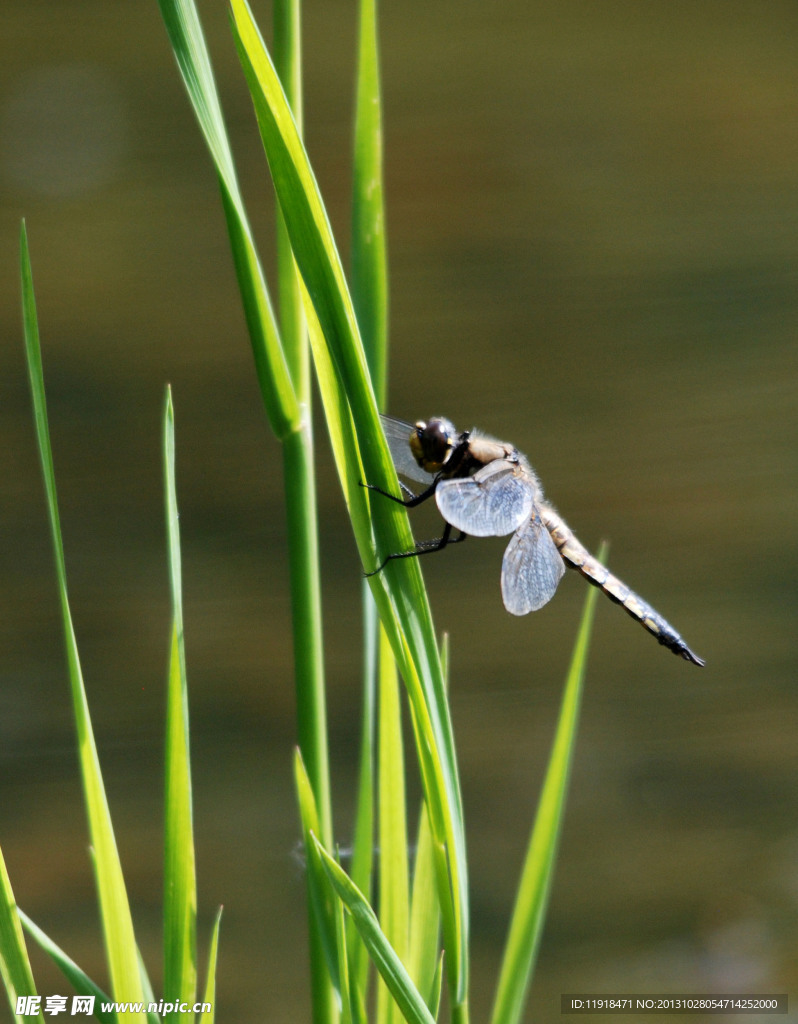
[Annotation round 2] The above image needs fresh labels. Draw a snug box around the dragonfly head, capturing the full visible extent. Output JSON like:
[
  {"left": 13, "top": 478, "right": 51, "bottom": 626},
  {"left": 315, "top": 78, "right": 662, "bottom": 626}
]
[{"left": 410, "top": 417, "right": 460, "bottom": 475}]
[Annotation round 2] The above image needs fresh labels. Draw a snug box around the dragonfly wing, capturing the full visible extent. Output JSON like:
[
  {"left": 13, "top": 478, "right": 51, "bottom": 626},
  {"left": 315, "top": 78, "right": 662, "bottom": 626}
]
[
  {"left": 501, "top": 512, "right": 566, "bottom": 615},
  {"left": 436, "top": 459, "right": 535, "bottom": 537},
  {"left": 379, "top": 414, "right": 435, "bottom": 485}
]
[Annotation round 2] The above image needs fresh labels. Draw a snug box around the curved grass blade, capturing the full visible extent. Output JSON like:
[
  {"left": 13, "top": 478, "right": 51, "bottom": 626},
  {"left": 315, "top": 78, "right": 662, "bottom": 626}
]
[
  {"left": 163, "top": 390, "right": 198, "bottom": 1021},
  {"left": 229, "top": 5, "right": 469, "bottom": 1004},
  {"left": 0, "top": 851, "right": 44, "bottom": 1023},
  {"left": 313, "top": 839, "right": 436, "bottom": 1024},
  {"left": 156, "top": 0, "right": 299, "bottom": 440},
  {"left": 20, "top": 223, "right": 146, "bottom": 1018},
  {"left": 293, "top": 752, "right": 341, "bottom": 998},
  {"left": 489, "top": 546, "right": 605, "bottom": 1024},
  {"left": 17, "top": 910, "right": 111, "bottom": 1023}
]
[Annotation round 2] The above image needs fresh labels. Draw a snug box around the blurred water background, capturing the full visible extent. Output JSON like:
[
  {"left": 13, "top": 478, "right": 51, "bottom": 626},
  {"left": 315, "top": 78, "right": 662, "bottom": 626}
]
[{"left": 1, "top": 2, "right": 796, "bottom": 1021}]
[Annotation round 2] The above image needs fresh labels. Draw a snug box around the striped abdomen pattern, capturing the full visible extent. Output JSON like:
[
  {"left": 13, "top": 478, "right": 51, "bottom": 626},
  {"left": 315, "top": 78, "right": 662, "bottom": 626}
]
[{"left": 539, "top": 506, "right": 704, "bottom": 666}]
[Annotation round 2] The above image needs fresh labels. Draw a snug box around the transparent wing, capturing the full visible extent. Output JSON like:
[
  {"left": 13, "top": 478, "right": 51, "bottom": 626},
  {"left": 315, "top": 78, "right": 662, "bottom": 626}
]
[
  {"left": 379, "top": 414, "right": 435, "bottom": 485},
  {"left": 436, "top": 459, "right": 535, "bottom": 537},
  {"left": 501, "top": 512, "right": 566, "bottom": 615}
]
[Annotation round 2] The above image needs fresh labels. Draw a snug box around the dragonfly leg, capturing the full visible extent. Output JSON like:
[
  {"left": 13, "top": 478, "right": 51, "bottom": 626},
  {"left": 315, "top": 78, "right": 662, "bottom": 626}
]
[
  {"left": 365, "top": 524, "right": 467, "bottom": 577},
  {"left": 360, "top": 478, "right": 438, "bottom": 509}
]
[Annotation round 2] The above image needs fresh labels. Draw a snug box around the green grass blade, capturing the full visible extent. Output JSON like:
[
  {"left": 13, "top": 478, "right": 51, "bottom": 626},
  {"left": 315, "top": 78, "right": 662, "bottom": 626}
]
[
  {"left": 281, "top": 429, "right": 332, "bottom": 846},
  {"left": 198, "top": 908, "right": 222, "bottom": 1024},
  {"left": 489, "top": 548, "right": 605, "bottom": 1024},
  {"left": 352, "top": 0, "right": 388, "bottom": 403},
  {"left": 162, "top": 390, "right": 198, "bottom": 1021},
  {"left": 20, "top": 223, "right": 146, "bottom": 1018},
  {"left": 407, "top": 803, "right": 440, "bottom": 1010},
  {"left": 156, "top": 0, "right": 299, "bottom": 440},
  {"left": 427, "top": 955, "right": 444, "bottom": 1021},
  {"left": 273, "top": 0, "right": 306, "bottom": 390},
  {"left": 0, "top": 852, "right": 44, "bottom": 1023},
  {"left": 313, "top": 840, "right": 436, "bottom": 1024},
  {"left": 271, "top": 0, "right": 335, "bottom": 859},
  {"left": 406, "top": 639, "right": 443, "bottom": 1007},
  {"left": 229, "top": 6, "right": 469, "bottom": 1004},
  {"left": 159, "top": 5, "right": 336, "bottom": 1017},
  {"left": 349, "top": 0, "right": 387, "bottom": 996},
  {"left": 347, "top": 582, "right": 377, "bottom": 1001},
  {"left": 17, "top": 910, "right": 110, "bottom": 1023},
  {"left": 293, "top": 752, "right": 341, "bottom": 999},
  {"left": 331, "top": 875, "right": 353, "bottom": 1024},
  {"left": 135, "top": 949, "right": 162, "bottom": 1024},
  {"left": 197, "top": 911, "right": 221, "bottom": 1024},
  {"left": 376, "top": 627, "right": 408, "bottom": 1024},
  {"left": 282, "top": 423, "right": 337, "bottom": 1024},
  {"left": 272, "top": 0, "right": 334, "bottom": 852}
]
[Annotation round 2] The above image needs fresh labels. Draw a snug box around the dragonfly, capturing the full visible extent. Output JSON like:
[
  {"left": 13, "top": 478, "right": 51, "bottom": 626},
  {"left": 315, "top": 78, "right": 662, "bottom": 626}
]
[{"left": 363, "top": 415, "right": 704, "bottom": 666}]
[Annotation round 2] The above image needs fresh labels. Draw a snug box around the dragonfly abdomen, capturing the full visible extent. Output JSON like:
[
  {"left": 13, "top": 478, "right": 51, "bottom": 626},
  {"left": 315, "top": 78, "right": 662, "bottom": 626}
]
[{"left": 539, "top": 506, "right": 704, "bottom": 666}]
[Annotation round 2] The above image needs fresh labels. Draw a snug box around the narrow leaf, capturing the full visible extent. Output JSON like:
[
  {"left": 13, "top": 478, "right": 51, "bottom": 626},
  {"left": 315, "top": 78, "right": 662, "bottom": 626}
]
[
  {"left": 490, "top": 549, "right": 604, "bottom": 1024},
  {"left": 376, "top": 627, "right": 408, "bottom": 1024},
  {"left": 348, "top": 582, "right": 377, "bottom": 1001},
  {"left": 407, "top": 804, "right": 440, "bottom": 1010},
  {"left": 20, "top": 222, "right": 146, "bottom": 1017},
  {"left": 156, "top": 0, "right": 299, "bottom": 439},
  {"left": 18, "top": 910, "right": 110, "bottom": 1023},
  {"left": 0, "top": 854, "right": 43, "bottom": 1024},
  {"left": 313, "top": 839, "right": 436, "bottom": 1024},
  {"left": 163, "top": 390, "right": 198, "bottom": 1021},
  {"left": 351, "top": 0, "right": 388, "bottom": 403},
  {"left": 293, "top": 751, "right": 341, "bottom": 997},
  {"left": 198, "top": 908, "right": 223, "bottom": 1024},
  {"left": 331, "top": 875, "right": 353, "bottom": 1024}
]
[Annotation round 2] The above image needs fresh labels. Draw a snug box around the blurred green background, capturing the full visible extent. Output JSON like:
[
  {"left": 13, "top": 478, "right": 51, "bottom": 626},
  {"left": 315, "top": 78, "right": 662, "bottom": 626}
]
[{"left": 1, "top": 1, "right": 796, "bottom": 1021}]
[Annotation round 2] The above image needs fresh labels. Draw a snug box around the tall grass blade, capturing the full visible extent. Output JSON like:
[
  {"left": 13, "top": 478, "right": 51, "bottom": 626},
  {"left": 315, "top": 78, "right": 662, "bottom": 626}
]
[
  {"left": 156, "top": 0, "right": 299, "bottom": 440},
  {"left": 313, "top": 839, "right": 436, "bottom": 1024},
  {"left": 489, "top": 548, "right": 605, "bottom": 1024},
  {"left": 407, "top": 804, "right": 440, "bottom": 1010},
  {"left": 352, "top": 0, "right": 388, "bottom": 400},
  {"left": 0, "top": 850, "right": 43, "bottom": 1023},
  {"left": 271, "top": 0, "right": 332, "bottom": 852},
  {"left": 348, "top": 582, "right": 376, "bottom": 1000},
  {"left": 280, "top": 428, "right": 332, "bottom": 844},
  {"left": 376, "top": 627, "right": 409, "bottom": 1024},
  {"left": 20, "top": 222, "right": 146, "bottom": 1018},
  {"left": 273, "top": 0, "right": 305, "bottom": 390},
  {"left": 162, "top": 390, "right": 198, "bottom": 1021},
  {"left": 407, "top": 637, "right": 443, "bottom": 1006},
  {"left": 159, "top": 5, "right": 335, "bottom": 1017},
  {"left": 282, "top": 421, "right": 336, "bottom": 1024},
  {"left": 229, "top": 4, "right": 469, "bottom": 1004},
  {"left": 349, "top": 0, "right": 388, "bottom": 996}
]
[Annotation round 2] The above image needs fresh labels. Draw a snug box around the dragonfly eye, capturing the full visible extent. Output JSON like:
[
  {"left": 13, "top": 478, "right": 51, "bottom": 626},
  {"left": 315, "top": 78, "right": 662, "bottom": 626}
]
[{"left": 410, "top": 417, "right": 455, "bottom": 474}]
